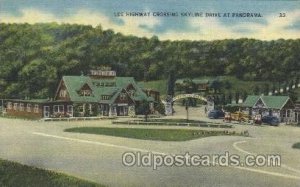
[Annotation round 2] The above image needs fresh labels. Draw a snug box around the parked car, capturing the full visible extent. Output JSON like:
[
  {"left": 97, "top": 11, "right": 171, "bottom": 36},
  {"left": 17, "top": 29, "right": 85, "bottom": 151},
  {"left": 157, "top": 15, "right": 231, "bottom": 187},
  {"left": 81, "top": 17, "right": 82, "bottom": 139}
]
[
  {"left": 261, "top": 115, "right": 280, "bottom": 126},
  {"left": 224, "top": 111, "right": 251, "bottom": 123},
  {"left": 208, "top": 109, "right": 225, "bottom": 119}
]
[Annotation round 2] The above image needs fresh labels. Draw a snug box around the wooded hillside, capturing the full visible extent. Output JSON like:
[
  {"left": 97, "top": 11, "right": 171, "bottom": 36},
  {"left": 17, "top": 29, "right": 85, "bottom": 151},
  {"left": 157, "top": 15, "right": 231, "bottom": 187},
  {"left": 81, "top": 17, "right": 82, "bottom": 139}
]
[{"left": 0, "top": 23, "right": 299, "bottom": 98}]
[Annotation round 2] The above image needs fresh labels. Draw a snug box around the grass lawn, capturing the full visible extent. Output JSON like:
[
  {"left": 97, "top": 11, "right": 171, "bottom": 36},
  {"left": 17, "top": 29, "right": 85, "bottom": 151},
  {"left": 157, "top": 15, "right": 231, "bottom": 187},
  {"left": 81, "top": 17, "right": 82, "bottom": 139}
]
[
  {"left": 132, "top": 119, "right": 217, "bottom": 127},
  {"left": 65, "top": 127, "right": 239, "bottom": 141},
  {"left": 139, "top": 76, "right": 280, "bottom": 98},
  {"left": 0, "top": 114, "right": 41, "bottom": 120},
  {"left": 140, "top": 119, "right": 207, "bottom": 124},
  {"left": 138, "top": 79, "right": 167, "bottom": 96},
  {"left": 221, "top": 76, "right": 273, "bottom": 93},
  {"left": 292, "top": 142, "right": 300, "bottom": 149},
  {"left": 0, "top": 159, "right": 104, "bottom": 187}
]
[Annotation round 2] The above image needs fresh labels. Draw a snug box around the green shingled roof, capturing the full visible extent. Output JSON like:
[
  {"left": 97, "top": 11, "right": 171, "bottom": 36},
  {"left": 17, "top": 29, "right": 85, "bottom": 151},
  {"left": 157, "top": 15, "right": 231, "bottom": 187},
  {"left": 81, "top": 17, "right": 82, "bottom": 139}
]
[
  {"left": 242, "top": 95, "right": 291, "bottom": 109},
  {"left": 63, "top": 76, "right": 98, "bottom": 103},
  {"left": 6, "top": 99, "right": 71, "bottom": 104},
  {"left": 6, "top": 99, "right": 50, "bottom": 103},
  {"left": 62, "top": 75, "right": 152, "bottom": 104},
  {"left": 242, "top": 95, "right": 260, "bottom": 107},
  {"left": 115, "top": 77, "right": 151, "bottom": 101},
  {"left": 261, "top": 96, "right": 290, "bottom": 109}
]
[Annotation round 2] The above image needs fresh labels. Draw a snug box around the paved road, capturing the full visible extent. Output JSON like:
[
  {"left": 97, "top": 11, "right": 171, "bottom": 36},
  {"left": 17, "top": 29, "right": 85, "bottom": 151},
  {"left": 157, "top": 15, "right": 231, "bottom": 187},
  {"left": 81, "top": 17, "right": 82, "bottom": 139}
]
[{"left": 0, "top": 116, "right": 300, "bottom": 187}]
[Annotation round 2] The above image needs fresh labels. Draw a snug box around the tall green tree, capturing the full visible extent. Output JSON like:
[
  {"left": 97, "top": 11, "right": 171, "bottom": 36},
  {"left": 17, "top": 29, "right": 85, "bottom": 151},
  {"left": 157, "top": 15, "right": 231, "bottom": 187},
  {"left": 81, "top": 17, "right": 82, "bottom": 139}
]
[
  {"left": 136, "top": 99, "right": 150, "bottom": 122},
  {"left": 167, "top": 68, "right": 176, "bottom": 97}
]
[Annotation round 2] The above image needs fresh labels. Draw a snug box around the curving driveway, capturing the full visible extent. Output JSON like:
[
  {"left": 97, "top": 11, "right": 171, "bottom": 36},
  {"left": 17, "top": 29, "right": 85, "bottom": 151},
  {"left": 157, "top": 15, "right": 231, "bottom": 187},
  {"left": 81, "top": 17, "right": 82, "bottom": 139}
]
[{"left": 0, "top": 117, "right": 300, "bottom": 187}]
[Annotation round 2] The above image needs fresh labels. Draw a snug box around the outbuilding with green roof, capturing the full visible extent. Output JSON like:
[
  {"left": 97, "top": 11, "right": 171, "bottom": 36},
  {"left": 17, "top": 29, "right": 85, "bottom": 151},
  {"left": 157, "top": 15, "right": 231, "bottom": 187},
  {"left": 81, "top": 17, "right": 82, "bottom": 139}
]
[{"left": 241, "top": 95, "right": 296, "bottom": 123}]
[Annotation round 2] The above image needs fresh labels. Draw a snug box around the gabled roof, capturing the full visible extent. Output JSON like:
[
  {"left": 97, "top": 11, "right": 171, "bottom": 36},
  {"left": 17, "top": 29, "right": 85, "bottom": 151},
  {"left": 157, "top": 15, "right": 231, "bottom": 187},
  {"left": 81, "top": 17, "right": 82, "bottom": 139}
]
[
  {"left": 242, "top": 95, "right": 260, "bottom": 107},
  {"left": 61, "top": 75, "right": 153, "bottom": 103},
  {"left": 116, "top": 77, "right": 152, "bottom": 101},
  {"left": 62, "top": 76, "right": 98, "bottom": 103},
  {"left": 77, "top": 82, "right": 92, "bottom": 92},
  {"left": 261, "top": 96, "right": 291, "bottom": 110},
  {"left": 242, "top": 95, "right": 292, "bottom": 110}
]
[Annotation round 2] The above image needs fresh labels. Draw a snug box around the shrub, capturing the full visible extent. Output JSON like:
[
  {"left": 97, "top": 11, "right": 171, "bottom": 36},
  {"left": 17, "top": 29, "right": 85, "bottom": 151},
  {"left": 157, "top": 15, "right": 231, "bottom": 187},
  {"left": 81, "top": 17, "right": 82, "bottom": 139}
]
[
  {"left": 155, "top": 100, "right": 165, "bottom": 115},
  {"left": 292, "top": 142, "right": 300, "bottom": 149}
]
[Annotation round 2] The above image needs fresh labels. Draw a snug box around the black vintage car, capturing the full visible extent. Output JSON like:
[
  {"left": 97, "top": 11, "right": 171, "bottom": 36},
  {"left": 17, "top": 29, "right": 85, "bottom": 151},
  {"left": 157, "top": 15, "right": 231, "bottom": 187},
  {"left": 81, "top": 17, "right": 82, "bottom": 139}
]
[
  {"left": 261, "top": 115, "right": 280, "bottom": 126},
  {"left": 208, "top": 109, "right": 225, "bottom": 119}
]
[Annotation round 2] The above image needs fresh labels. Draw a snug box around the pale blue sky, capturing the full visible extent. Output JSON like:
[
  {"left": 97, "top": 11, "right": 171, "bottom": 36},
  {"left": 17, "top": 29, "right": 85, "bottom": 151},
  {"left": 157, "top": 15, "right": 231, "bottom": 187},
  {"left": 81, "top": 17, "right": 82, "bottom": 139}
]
[{"left": 0, "top": 0, "right": 299, "bottom": 40}]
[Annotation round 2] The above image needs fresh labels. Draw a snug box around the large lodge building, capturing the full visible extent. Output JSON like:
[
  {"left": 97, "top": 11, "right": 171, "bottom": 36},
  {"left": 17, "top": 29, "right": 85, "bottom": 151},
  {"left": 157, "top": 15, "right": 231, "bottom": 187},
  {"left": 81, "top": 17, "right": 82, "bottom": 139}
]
[{"left": 4, "top": 69, "right": 159, "bottom": 119}]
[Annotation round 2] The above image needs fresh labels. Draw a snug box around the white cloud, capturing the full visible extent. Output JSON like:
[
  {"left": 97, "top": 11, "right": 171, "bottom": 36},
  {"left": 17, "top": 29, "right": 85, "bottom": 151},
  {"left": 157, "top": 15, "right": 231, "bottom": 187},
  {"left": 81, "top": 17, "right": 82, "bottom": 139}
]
[
  {"left": 0, "top": 9, "right": 56, "bottom": 23},
  {"left": 159, "top": 10, "right": 300, "bottom": 41},
  {"left": 245, "top": 11, "right": 300, "bottom": 40},
  {"left": 0, "top": 8, "right": 160, "bottom": 38},
  {"left": 0, "top": 8, "right": 299, "bottom": 40},
  {"left": 158, "top": 17, "right": 242, "bottom": 41}
]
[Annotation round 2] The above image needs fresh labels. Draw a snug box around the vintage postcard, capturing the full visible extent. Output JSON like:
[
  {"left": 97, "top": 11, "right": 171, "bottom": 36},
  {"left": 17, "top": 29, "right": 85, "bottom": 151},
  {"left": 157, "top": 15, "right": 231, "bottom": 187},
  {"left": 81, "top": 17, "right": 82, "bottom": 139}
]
[{"left": 0, "top": 0, "right": 299, "bottom": 186}]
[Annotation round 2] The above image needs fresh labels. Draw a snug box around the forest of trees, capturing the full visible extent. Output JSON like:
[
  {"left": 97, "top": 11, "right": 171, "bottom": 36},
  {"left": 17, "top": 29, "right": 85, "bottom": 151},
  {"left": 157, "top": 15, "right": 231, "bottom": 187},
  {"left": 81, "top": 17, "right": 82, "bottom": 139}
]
[{"left": 0, "top": 23, "right": 299, "bottom": 99}]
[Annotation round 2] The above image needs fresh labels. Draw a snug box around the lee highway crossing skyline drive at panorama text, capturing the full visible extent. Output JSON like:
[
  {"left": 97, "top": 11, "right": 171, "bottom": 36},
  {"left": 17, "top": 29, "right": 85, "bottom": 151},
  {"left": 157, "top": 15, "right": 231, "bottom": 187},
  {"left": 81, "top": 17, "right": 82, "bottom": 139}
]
[{"left": 114, "top": 11, "right": 264, "bottom": 17}]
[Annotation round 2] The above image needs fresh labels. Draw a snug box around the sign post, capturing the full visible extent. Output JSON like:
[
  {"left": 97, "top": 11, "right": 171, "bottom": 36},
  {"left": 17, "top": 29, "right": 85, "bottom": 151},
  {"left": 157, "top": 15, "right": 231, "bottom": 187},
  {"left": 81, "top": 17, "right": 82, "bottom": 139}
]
[{"left": 164, "top": 95, "right": 173, "bottom": 115}]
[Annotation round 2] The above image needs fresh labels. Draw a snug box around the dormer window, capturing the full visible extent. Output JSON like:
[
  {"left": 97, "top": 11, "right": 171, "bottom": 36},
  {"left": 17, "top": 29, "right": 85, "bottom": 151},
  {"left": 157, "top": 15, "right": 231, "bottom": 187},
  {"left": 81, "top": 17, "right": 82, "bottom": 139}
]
[
  {"left": 78, "top": 83, "right": 93, "bottom": 97},
  {"left": 59, "top": 89, "right": 67, "bottom": 97},
  {"left": 120, "top": 93, "right": 127, "bottom": 100},
  {"left": 102, "top": 95, "right": 111, "bottom": 100},
  {"left": 128, "top": 89, "right": 135, "bottom": 97},
  {"left": 81, "top": 90, "right": 92, "bottom": 96}
]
